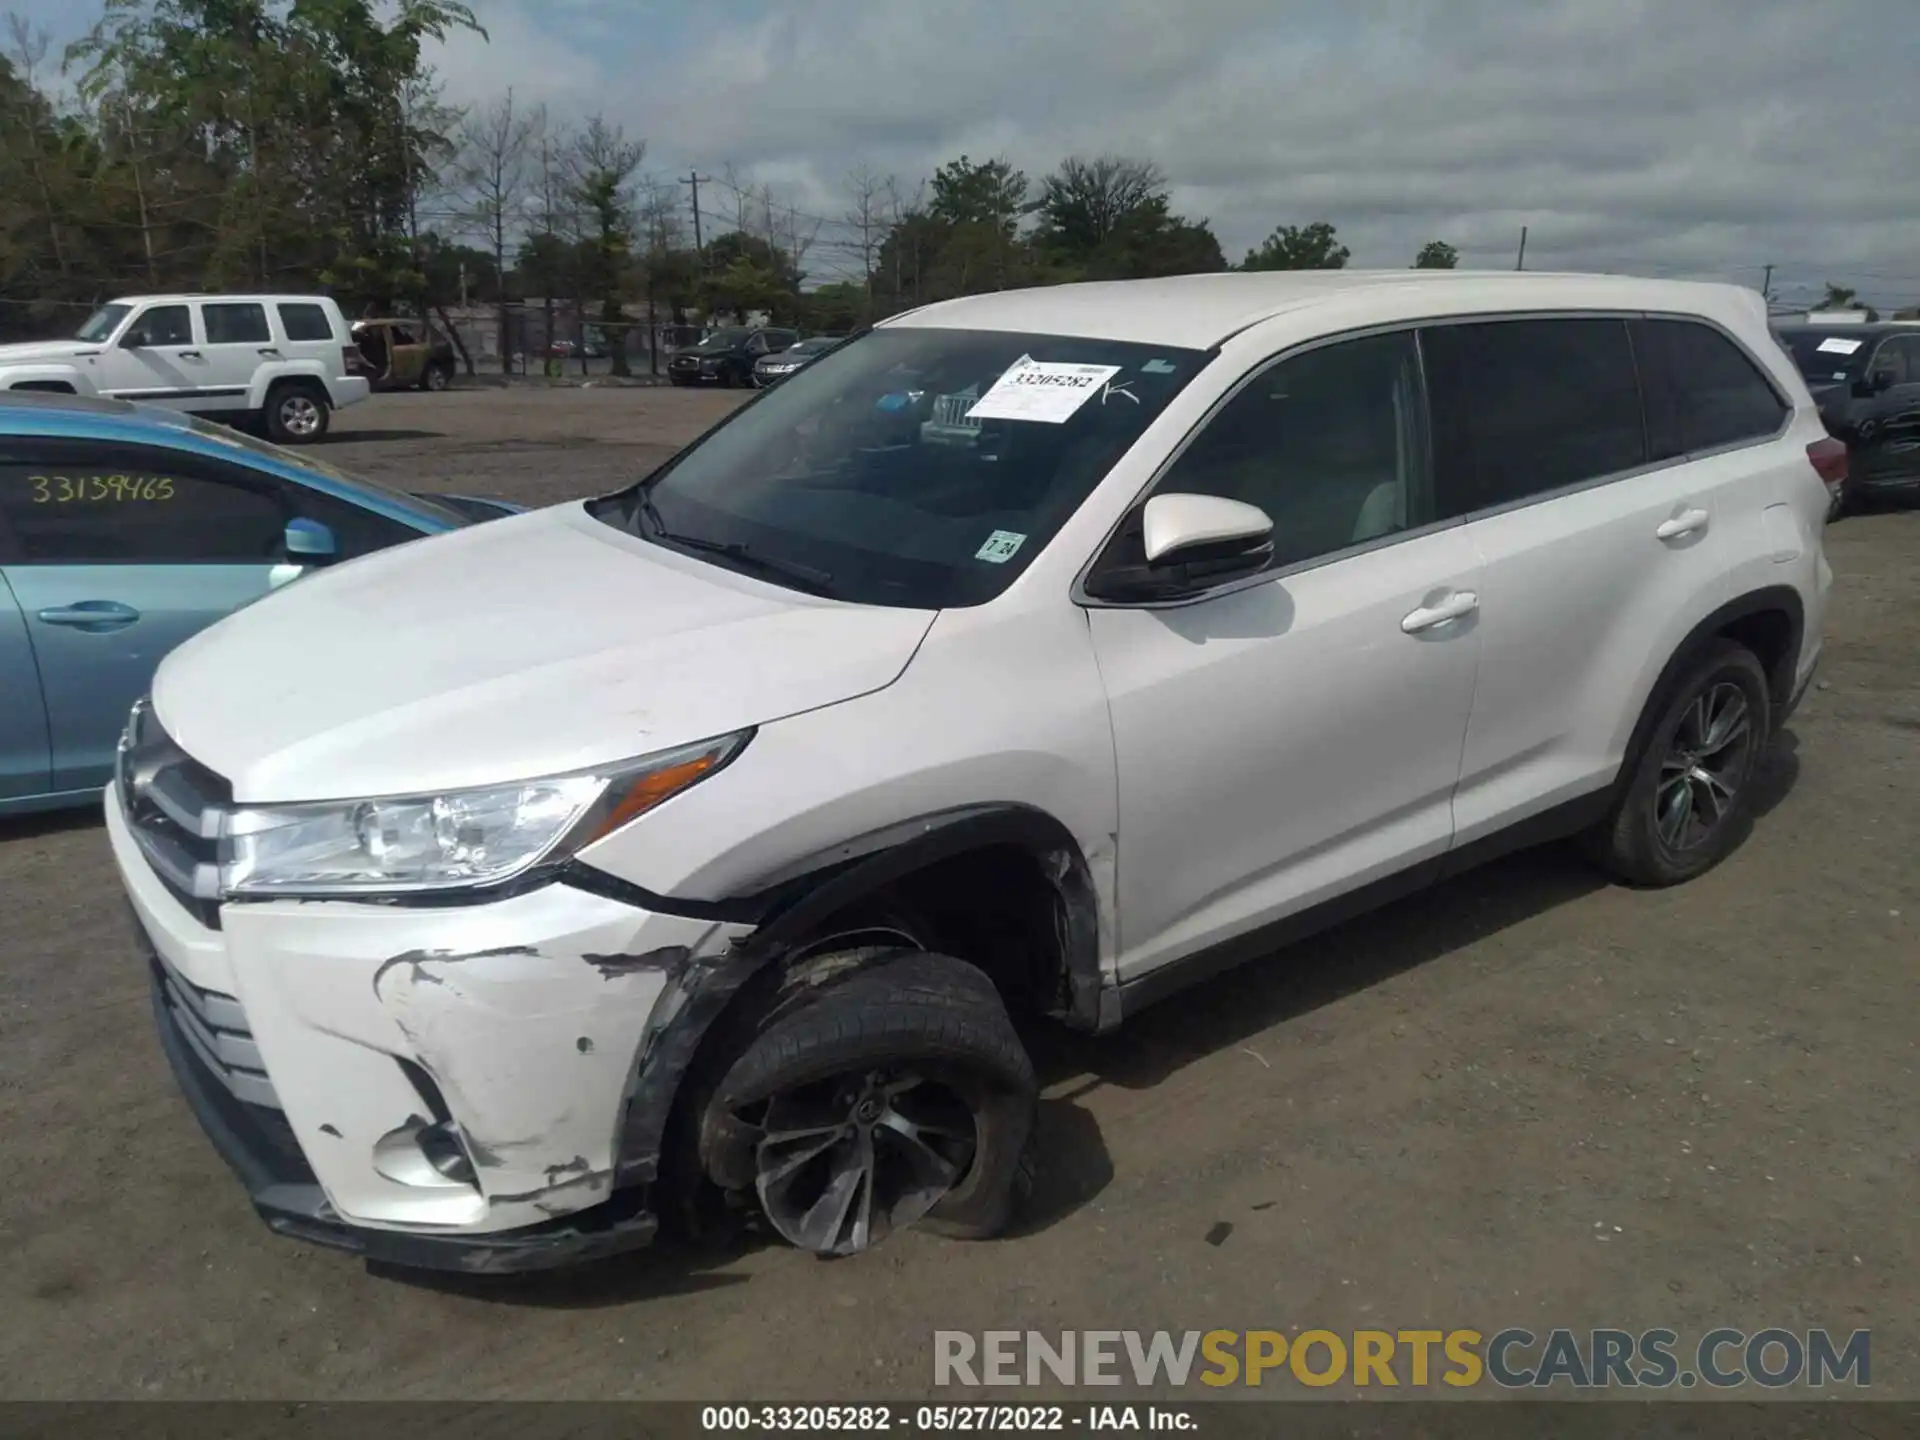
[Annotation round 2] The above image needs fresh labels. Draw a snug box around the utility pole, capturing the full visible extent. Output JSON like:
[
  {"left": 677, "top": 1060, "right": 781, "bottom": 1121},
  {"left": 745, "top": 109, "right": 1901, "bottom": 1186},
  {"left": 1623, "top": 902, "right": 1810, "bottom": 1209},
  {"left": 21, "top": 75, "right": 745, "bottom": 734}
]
[
  {"left": 1515, "top": 225, "right": 1528, "bottom": 271},
  {"left": 683, "top": 171, "right": 710, "bottom": 266},
  {"left": 1761, "top": 264, "right": 1774, "bottom": 304}
]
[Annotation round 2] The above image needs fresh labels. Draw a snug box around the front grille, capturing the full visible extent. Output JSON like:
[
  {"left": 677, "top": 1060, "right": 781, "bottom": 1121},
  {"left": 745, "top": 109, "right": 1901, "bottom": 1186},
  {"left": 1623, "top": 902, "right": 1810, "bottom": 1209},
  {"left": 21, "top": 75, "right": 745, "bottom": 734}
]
[{"left": 118, "top": 699, "right": 231, "bottom": 929}]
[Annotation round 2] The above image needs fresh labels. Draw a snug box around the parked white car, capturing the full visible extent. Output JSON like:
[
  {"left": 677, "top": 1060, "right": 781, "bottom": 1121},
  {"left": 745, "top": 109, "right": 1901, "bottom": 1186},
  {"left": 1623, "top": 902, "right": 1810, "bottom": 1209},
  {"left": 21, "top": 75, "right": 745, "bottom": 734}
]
[
  {"left": 0, "top": 294, "right": 369, "bottom": 442},
  {"left": 109, "top": 271, "right": 1835, "bottom": 1273}
]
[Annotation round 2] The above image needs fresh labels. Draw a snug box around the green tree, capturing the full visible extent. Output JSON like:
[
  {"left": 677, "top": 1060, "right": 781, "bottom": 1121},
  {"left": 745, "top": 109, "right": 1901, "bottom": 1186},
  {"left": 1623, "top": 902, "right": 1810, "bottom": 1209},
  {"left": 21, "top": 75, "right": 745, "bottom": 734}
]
[
  {"left": 568, "top": 113, "right": 644, "bottom": 375},
  {"left": 1819, "top": 283, "right": 1860, "bottom": 310},
  {"left": 1242, "top": 221, "right": 1349, "bottom": 271},
  {"left": 1414, "top": 240, "right": 1458, "bottom": 269}
]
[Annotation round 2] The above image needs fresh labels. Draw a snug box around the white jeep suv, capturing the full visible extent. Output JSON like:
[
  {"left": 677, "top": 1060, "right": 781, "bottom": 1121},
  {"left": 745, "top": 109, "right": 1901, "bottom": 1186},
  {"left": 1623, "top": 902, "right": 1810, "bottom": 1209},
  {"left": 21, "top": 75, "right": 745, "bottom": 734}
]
[
  {"left": 108, "top": 272, "right": 1834, "bottom": 1272},
  {"left": 0, "top": 293, "right": 368, "bottom": 442}
]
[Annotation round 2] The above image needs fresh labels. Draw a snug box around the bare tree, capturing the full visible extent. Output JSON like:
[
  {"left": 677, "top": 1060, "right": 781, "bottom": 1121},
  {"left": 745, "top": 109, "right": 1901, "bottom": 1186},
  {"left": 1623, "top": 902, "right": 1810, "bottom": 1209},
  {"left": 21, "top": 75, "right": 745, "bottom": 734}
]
[
  {"left": 522, "top": 105, "right": 574, "bottom": 371},
  {"left": 843, "top": 164, "right": 889, "bottom": 298},
  {"left": 455, "top": 89, "right": 534, "bottom": 374}
]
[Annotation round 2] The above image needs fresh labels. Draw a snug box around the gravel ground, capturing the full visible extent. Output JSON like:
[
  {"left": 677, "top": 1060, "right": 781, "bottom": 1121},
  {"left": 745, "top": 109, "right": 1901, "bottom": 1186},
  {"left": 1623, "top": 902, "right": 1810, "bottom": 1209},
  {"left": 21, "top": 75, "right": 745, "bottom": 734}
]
[{"left": 0, "top": 388, "right": 1914, "bottom": 1401}]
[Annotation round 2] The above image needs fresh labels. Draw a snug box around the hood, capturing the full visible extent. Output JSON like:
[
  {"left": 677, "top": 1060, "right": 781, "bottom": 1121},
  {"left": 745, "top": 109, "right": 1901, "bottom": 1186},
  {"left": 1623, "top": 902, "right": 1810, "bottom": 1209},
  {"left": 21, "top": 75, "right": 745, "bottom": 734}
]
[
  {"left": 0, "top": 338, "right": 94, "bottom": 363},
  {"left": 151, "top": 502, "right": 936, "bottom": 802}
]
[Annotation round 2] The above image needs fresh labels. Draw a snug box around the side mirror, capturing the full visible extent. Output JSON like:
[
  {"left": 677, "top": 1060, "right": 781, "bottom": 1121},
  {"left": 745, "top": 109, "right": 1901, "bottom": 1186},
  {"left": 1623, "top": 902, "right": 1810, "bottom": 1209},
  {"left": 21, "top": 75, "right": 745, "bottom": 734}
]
[
  {"left": 283, "top": 517, "right": 338, "bottom": 563},
  {"left": 1872, "top": 369, "right": 1899, "bottom": 393},
  {"left": 1143, "top": 493, "right": 1275, "bottom": 568},
  {"left": 119, "top": 331, "right": 147, "bottom": 349}
]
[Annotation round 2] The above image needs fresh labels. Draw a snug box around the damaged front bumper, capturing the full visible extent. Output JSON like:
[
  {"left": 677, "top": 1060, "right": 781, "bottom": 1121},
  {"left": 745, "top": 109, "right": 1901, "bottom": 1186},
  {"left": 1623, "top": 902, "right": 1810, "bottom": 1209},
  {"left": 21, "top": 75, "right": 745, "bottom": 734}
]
[{"left": 110, "top": 785, "right": 748, "bottom": 1273}]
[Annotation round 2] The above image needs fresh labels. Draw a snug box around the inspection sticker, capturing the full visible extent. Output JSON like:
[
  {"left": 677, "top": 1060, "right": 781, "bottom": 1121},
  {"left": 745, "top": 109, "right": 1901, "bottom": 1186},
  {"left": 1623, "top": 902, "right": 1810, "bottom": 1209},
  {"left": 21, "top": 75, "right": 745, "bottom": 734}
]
[
  {"left": 967, "top": 357, "right": 1123, "bottom": 424},
  {"left": 974, "top": 529, "right": 1027, "bottom": 563},
  {"left": 1816, "top": 337, "right": 1864, "bottom": 355}
]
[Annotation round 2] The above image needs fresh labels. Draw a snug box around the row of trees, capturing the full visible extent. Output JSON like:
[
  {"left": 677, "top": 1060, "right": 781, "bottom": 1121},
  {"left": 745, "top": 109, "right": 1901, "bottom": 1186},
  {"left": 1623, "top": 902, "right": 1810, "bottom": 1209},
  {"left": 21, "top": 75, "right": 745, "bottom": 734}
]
[{"left": 1, "top": 0, "right": 1463, "bottom": 366}]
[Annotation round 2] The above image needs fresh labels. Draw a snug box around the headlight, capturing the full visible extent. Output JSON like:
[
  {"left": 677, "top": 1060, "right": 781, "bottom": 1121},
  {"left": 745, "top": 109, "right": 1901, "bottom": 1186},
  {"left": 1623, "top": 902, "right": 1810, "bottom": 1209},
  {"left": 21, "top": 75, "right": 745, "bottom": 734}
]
[{"left": 217, "top": 730, "right": 750, "bottom": 898}]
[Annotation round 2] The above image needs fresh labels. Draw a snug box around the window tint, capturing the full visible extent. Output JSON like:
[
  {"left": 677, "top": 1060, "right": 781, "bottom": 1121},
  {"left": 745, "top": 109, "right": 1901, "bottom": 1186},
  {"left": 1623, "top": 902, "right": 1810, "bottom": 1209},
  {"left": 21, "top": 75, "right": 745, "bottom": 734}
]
[
  {"left": 1121, "top": 330, "right": 1432, "bottom": 575},
  {"left": 203, "top": 302, "right": 271, "bottom": 345},
  {"left": 1423, "top": 318, "right": 1647, "bottom": 517},
  {"left": 1639, "top": 319, "right": 1788, "bottom": 457},
  {"left": 1869, "top": 335, "right": 1911, "bottom": 384},
  {"left": 0, "top": 450, "right": 288, "bottom": 563},
  {"left": 283, "top": 486, "right": 422, "bottom": 560},
  {"left": 128, "top": 305, "right": 192, "bottom": 346},
  {"left": 278, "top": 303, "right": 335, "bottom": 342}
]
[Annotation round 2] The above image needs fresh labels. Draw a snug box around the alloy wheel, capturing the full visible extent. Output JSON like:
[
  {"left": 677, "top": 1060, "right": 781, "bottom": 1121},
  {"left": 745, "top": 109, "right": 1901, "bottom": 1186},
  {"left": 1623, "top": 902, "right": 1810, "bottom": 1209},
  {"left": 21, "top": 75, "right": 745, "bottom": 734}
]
[
  {"left": 1655, "top": 681, "right": 1755, "bottom": 851},
  {"left": 280, "top": 394, "right": 323, "bottom": 437},
  {"left": 745, "top": 1067, "right": 977, "bottom": 1255}
]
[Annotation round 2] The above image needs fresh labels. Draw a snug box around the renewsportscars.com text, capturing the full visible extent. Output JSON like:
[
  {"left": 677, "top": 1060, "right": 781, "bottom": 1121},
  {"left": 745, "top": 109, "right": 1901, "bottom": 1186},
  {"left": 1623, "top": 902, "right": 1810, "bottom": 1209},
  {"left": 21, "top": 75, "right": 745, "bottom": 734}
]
[{"left": 933, "top": 1328, "right": 1871, "bottom": 1390}]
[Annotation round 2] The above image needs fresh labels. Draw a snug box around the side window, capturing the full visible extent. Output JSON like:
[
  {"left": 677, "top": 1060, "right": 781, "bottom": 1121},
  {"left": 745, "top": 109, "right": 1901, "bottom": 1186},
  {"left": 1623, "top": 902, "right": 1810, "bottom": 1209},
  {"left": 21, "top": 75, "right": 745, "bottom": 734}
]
[
  {"left": 283, "top": 487, "right": 422, "bottom": 561},
  {"left": 1135, "top": 330, "right": 1432, "bottom": 573},
  {"left": 0, "top": 448, "right": 289, "bottom": 563},
  {"left": 278, "top": 303, "right": 335, "bottom": 342},
  {"left": 1638, "top": 319, "right": 1788, "bottom": 456},
  {"left": 126, "top": 305, "right": 193, "bottom": 346},
  {"left": 202, "top": 302, "right": 271, "bottom": 345},
  {"left": 1424, "top": 318, "right": 1647, "bottom": 518},
  {"left": 1869, "top": 336, "right": 1910, "bottom": 385}
]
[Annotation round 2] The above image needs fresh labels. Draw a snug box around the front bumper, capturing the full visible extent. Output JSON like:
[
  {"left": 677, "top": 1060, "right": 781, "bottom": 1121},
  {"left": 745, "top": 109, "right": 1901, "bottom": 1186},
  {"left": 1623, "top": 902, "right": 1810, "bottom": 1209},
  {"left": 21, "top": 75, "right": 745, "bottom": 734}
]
[{"left": 109, "top": 783, "right": 745, "bottom": 1271}]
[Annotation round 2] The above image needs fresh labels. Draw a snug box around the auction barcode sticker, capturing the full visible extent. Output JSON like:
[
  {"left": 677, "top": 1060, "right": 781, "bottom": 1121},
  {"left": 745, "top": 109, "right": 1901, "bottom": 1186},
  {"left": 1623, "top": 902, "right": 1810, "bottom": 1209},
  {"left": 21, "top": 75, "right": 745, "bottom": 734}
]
[{"left": 967, "top": 356, "right": 1122, "bottom": 424}]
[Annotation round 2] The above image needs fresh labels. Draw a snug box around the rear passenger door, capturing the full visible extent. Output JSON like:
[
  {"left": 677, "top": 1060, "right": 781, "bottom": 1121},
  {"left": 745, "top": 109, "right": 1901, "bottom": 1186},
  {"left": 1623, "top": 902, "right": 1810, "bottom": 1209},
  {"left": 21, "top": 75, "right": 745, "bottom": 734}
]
[
  {"left": 1426, "top": 315, "right": 1784, "bottom": 848},
  {"left": 194, "top": 301, "right": 274, "bottom": 413}
]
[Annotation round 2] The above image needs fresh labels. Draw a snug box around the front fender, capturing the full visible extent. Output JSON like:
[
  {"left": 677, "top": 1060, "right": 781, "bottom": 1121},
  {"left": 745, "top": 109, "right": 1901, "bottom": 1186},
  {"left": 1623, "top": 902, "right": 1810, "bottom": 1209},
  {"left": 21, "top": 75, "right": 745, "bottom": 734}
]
[{"left": 0, "top": 364, "right": 97, "bottom": 395}]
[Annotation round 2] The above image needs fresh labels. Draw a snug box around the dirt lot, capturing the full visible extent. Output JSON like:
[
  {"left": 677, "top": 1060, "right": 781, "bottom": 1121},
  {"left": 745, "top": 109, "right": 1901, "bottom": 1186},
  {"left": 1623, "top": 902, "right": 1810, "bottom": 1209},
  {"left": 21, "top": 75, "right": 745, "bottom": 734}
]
[{"left": 1, "top": 387, "right": 1915, "bottom": 1400}]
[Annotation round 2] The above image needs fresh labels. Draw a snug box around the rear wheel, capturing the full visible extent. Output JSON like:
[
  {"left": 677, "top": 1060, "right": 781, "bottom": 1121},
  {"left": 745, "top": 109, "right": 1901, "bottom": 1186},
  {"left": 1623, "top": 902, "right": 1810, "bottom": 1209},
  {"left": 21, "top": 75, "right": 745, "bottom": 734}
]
[
  {"left": 1586, "top": 640, "right": 1771, "bottom": 886},
  {"left": 694, "top": 950, "right": 1036, "bottom": 1256},
  {"left": 264, "top": 381, "right": 330, "bottom": 443}
]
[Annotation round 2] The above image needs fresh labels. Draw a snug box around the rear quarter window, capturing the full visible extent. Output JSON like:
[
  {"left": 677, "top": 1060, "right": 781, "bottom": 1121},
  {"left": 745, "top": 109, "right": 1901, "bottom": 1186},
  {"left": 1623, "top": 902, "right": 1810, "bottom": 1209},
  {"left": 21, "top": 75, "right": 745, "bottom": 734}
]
[
  {"left": 278, "top": 303, "right": 336, "bottom": 342},
  {"left": 1637, "top": 319, "right": 1787, "bottom": 458}
]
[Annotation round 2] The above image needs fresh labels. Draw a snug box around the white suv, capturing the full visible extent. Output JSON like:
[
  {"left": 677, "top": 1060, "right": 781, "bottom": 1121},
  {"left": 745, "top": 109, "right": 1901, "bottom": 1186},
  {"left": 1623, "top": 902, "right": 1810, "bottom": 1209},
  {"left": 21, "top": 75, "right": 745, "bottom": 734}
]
[
  {"left": 0, "top": 294, "right": 369, "bottom": 442},
  {"left": 108, "top": 272, "right": 1834, "bottom": 1272}
]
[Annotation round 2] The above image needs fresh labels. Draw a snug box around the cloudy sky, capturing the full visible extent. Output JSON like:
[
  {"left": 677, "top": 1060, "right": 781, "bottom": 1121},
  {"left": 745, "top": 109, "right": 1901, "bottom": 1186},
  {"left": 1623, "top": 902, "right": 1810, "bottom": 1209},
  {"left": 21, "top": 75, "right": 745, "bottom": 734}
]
[{"left": 17, "top": 0, "right": 1920, "bottom": 309}]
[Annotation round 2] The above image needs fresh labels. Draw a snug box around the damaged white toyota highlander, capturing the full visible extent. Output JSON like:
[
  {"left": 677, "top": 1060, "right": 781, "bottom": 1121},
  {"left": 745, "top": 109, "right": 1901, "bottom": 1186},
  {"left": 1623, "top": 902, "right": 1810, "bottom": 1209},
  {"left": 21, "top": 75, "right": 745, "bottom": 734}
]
[{"left": 110, "top": 272, "right": 1834, "bottom": 1273}]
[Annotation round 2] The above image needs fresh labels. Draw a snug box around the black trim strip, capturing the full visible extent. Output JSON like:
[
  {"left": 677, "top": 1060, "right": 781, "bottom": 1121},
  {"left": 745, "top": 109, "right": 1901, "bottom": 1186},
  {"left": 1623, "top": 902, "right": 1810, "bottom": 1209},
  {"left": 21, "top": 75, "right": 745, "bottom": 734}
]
[{"left": 106, "top": 387, "right": 249, "bottom": 401}]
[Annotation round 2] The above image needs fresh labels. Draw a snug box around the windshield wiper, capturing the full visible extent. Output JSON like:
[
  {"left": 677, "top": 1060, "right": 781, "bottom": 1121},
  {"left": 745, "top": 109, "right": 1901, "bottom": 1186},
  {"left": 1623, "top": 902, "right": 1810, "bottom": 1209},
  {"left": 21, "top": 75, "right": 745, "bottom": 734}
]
[{"left": 636, "top": 492, "right": 837, "bottom": 597}]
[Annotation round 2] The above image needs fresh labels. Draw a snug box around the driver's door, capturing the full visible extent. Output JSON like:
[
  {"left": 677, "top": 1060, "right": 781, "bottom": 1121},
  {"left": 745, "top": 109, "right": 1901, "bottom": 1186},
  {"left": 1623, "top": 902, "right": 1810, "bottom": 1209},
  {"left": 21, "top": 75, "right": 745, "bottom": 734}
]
[
  {"left": 1859, "top": 335, "right": 1920, "bottom": 483},
  {"left": 0, "top": 437, "right": 295, "bottom": 791},
  {"left": 1084, "top": 328, "right": 1484, "bottom": 981},
  {"left": 96, "top": 302, "right": 208, "bottom": 406}
]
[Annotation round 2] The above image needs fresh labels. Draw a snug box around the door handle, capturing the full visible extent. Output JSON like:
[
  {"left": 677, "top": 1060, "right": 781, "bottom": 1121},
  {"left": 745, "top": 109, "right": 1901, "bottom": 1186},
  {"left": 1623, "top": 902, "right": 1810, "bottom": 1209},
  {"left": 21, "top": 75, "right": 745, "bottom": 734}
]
[
  {"left": 177, "top": 349, "right": 202, "bottom": 359},
  {"left": 37, "top": 600, "right": 141, "bottom": 632},
  {"left": 258, "top": 347, "right": 281, "bottom": 357},
  {"left": 1401, "top": 591, "right": 1479, "bottom": 634},
  {"left": 1656, "top": 508, "right": 1710, "bottom": 540}
]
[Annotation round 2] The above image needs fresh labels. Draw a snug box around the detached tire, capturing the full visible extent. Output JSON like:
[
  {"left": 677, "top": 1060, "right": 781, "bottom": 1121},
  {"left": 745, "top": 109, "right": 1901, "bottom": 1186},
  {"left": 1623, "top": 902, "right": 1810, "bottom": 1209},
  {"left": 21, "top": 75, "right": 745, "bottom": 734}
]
[
  {"left": 421, "top": 362, "right": 452, "bottom": 392},
  {"left": 1587, "top": 640, "right": 1771, "bottom": 887},
  {"left": 264, "top": 380, "right": 330, "bottom": 443},
  {"left": 702, "top": 950, "right": 1036, "bottom": 1256}
]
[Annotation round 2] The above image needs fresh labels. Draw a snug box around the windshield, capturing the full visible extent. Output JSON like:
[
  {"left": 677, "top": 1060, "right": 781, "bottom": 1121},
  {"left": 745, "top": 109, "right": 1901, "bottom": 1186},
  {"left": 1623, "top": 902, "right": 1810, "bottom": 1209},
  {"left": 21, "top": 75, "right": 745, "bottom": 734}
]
[
  {"left": 1777, "top": 329, "right": 1872, "bottom": 383},
  {"left": 182, "top": 416, "right": 473, "bottom": 527},
  {"left": 590, "top": 327, "right": 1208, "bottom": 608},
  {"left": 75, "top": 304, "right": 131, "bottom": 343},
  {"left": 694, "top": 328, "right": 752, "bottom": 352}
]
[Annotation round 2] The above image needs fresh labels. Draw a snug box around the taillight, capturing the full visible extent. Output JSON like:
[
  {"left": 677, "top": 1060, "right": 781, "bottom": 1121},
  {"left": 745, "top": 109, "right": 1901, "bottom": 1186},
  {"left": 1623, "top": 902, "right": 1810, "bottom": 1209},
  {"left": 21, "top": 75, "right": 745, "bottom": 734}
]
[
  {"left": 1807, "top": 437, "right": 1848, "bottom": 485},
  {"left": 343, "top": 345, "right": 365, "bottom": 375}
]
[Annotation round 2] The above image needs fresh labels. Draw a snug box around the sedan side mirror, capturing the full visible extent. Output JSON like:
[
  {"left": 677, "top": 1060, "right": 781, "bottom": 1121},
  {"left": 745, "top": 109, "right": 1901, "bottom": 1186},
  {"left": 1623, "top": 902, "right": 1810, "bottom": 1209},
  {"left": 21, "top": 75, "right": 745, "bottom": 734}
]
[{"left": 284, "top": 517, "right": 338, "bottom": 563}]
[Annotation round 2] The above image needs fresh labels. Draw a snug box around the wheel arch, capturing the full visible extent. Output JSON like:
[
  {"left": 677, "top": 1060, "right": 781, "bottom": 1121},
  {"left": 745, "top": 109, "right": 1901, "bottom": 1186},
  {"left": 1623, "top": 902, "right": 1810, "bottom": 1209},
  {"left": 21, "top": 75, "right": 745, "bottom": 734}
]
[
  {"left": 605, "top": 802, "right": 1104, "bottom": 1187},
  {"left": 1619, "top": 585, "right": 1804, "bottom": 782}
]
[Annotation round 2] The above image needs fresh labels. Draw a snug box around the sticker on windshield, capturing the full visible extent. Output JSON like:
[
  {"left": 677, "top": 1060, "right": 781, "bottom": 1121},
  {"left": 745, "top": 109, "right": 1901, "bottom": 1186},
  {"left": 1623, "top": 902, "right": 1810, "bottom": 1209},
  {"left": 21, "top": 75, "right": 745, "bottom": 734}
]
[
  {"left": 1816, "top": 337, "right": 1864, "bottom": 355},
  {"left": 967, "top": 358, "right": 1123, "bottom": 424},
  {"left": 1141, "top": 358, "right": 1178, "bottom": 374},
  {"left": 975, "top": 529, "right": 1027, "bottom": 564}
]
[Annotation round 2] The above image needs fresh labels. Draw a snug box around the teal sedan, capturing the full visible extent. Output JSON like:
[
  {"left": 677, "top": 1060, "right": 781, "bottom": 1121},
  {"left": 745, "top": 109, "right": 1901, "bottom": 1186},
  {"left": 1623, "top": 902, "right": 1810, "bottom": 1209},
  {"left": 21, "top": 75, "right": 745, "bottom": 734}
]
[{"left": 0, "top": 391, "right": 518, "bottom": 815}]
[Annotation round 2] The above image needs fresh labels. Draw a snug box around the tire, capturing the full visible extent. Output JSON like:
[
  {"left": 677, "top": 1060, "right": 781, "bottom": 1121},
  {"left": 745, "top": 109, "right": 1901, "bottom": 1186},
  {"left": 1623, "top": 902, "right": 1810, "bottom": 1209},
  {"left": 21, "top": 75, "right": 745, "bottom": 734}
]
[
  {"left": 264, "top": 381, "right": 330, "bottom": 443},
  {"left": 1585, "top": 640, "right": 1772, "bottom": 887},
  {"left": 421, "top": 363, "right": 452, "bottom": 392},
  {"left": 699, "top": 950, "right": 1036, "bottom": 1256}
]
